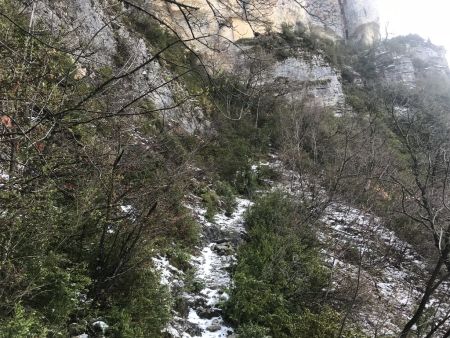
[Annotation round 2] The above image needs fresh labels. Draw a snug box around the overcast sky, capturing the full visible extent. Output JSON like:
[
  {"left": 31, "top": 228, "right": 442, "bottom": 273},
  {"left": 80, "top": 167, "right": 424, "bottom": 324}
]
[{"left": 378, "top": 0, "right": 450, "bottom": 62}]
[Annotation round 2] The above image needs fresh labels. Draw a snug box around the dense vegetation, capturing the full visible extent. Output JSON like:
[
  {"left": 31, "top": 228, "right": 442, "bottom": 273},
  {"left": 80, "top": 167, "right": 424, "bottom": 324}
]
[
  {"left": 0, "top": 2, "right": 277, "bottom": 336},
  {"left": 0, "top": 2, "right": 198, "bottom": 336},
  {"left": 225, "top": 193, "right": 361, "bottom": 337}
]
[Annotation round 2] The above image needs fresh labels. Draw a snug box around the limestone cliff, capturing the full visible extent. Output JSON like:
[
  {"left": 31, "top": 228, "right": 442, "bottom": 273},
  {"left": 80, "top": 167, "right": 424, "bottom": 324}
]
[
  {"left": 149, "top": 0, "right": 380, "bottom": 111},
  {"left": 376, "top": 35, "right": 450, "bottom": 88},
  {"left": 31, "top": 0, "right": 208, "bottom": 134},
  {"left": 341, "top": 0, "right": 380, "bottom": 44},
  {"left": 28, "top": 0, "right": 448, "bottom": 121},
  {"left": 154, "top": 0, "right": 380, "bottom": 46}
]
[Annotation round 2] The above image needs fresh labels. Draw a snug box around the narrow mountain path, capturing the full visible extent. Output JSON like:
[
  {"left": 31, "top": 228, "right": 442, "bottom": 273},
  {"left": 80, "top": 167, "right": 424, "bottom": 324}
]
[
  {"left": 156, "top": 195, "right": 252, "bottom": 337},
  {"left": 182, "top": 197, "right": 251, "bottom": 338}
]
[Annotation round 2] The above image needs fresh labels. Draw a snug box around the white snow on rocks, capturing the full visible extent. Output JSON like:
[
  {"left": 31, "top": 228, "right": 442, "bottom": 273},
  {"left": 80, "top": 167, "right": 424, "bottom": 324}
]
[
  {"left": 120, "top": 205, "right": 133, "bottom": 213},
  {"left": 191, "top": 245, "right": 231, "bottom": 307},
  {"left": 0, "top": 171, "right": 9, "bottom": 180},
  {"left": 152, "top": 255, "right": 184, "bottom": 287},
  {"left": 213, "top": 198, "right": 252, "bottom": 234},
  {"left": 163, "top": 194, "right": 252, "bottom": 337},
  {"left": 182, "top": 198, "right": 251, "bottom": 337},
  {"left": 0, "top": 170, "right": 10, "bottom": 188}
]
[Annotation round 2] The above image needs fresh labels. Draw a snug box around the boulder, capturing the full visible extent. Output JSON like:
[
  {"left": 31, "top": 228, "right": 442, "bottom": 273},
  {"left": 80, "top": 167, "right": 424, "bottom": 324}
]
[
  {"left": 207, "top": 320, "right": 222, "bottom": 332},
  {"left": 186, "top": 322, "right": 203, "bottom": 336},
  {"left": 196, "top": 306, "right": 221, "bottom": 319},
  {"left": 212, "top": 242, "right": 234, "bottom": 256}
]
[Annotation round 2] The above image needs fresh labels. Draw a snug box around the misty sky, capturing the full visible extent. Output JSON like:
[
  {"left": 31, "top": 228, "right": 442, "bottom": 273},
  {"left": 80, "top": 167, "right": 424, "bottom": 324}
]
[{"left": 378, "top": 0, "right": 450, "bottom": 63}]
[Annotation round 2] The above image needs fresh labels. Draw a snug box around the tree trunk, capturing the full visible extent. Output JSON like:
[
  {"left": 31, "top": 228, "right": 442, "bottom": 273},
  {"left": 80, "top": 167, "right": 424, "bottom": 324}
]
[{"left": 400, "top": 256, "right": 445, "bottom": 338}]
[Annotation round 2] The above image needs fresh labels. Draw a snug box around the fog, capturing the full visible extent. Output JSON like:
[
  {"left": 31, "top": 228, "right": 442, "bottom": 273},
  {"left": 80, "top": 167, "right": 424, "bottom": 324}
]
[{"left": 378, "top": 0, "right": 450, "bottom": 63}]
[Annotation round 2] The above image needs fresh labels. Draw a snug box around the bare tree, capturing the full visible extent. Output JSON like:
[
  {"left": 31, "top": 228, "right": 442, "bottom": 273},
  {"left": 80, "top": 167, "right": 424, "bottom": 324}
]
[{"left": 380, "top": 86, "right": 450, "bottom": 337}]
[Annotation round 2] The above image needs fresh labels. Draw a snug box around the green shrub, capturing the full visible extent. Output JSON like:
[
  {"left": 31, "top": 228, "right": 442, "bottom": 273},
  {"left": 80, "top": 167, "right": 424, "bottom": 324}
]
[
  {"left": 201, "top": 189, "right": 220, "bottom": 221},
  {"left": 280, "top": 23, "right": 297, "bottom": 44},
  {"left": 214, "top": 181, "right": 237, "bottom": 216},
  {"left": 234, "top": 166, "right": 259, "bottom": 197},
  {"left": 225, "top": 192, "right": 337, "bottom": 337},
  {"left": 0, "top": 304, "right": 47, "bottom": 338},
  {"left": 238, "top": 323, "right": 271, "bottom": 338},
  {"left": 297, "top": 308, "right": 364, "bottom": 338},
  {"left": 107, "top": 268, "right": 171, "bottom": 338},
  {"left": 198, "top": 74, "right": 275, "bottom": 195},
  {"left": 27, "top": 253, "right": 91, "bottom": 328}
]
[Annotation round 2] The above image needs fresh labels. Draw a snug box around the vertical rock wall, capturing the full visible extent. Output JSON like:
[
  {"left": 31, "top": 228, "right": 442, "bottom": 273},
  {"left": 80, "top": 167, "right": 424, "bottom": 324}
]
[
  {"left": 155, "top": 0, "right": 380, "bottom": 46},
  {"left": 342, "top": 0, "right": 380, "bottom": 44},
  {"left": 32, "top": 0, "right": 207, "bottom": 134},
  {"left": 376, "top": 38, "right": 450, "bottom": 88}
]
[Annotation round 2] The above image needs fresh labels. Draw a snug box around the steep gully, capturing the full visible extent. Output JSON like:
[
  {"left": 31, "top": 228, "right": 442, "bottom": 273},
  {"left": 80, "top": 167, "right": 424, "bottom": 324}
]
[{"left": 154, "top": 155, "right": 450, "bottom": 337}]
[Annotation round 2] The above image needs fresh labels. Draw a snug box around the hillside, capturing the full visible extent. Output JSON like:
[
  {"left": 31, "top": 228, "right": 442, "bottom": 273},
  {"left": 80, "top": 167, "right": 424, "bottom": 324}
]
[{"left": 1, "top": 1, "right": 450, "bottom": 337}]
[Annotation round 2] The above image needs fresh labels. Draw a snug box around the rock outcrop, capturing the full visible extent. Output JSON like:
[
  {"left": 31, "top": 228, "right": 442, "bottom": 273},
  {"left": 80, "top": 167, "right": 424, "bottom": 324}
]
[
  {"left": 271, "top": 55, "right": 345, "bottom": 108},
  {"left": 376, "top": 36, "right": 450, "bottom": 87},
  {"left": 154, "top": 0, "right": 380, "bottom": 46},
  {"left": 28, "top": 0, "right": 383, "bottom": 117},
  {"left": 342, "top": 0, "right": 380, "bottom": 44},
  {"left": 31, "top": 0, "right": 207, "bottom": 134}
]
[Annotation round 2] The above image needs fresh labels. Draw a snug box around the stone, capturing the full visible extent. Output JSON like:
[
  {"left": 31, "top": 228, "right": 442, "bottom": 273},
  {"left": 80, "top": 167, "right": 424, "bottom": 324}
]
[
  {"left": 92, "top": 320, "right": 109, "bottom": 334},
  {"left": 186, "top": 322, "right": 203, "bottom": 336},
  {"left": 154, "top": 0, "right": 379, "bottom": 48},
  {"left": 343, "top": 0, "right": 380, "bottom": 44},
  {"left": 270, "top": 55, "right": 345, "bottom": 109},
  {"left": 192, "top": 297, "right": 207, "bottom": 308},
  {"left": 196, "top": 306, "right": 222, "bottom": 319},
  {"left": 212, "top": 242, "right": 234, "bottom": 256},
  {"left": 73, "top": 65, "right": 87, "bottom": 80},
  {"left": 32, "top": 0, "right": 207, "bottom": 135},
  {"left": 207, "top": 319, "right": 222, "bottom": 332},
  {"left": 375, "top": 37, "right": 450, "bottom": 87}
]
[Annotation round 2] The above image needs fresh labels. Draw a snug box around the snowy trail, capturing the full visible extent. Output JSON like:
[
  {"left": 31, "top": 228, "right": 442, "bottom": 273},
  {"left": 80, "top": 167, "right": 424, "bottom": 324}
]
[
  {"left": 157, "top": 155, "right": 450, "bottom": 337},
  {"left": 156, "top": 196, "right": 252, "bottom": 337},
  {"left": 182, "top": 198, "right": 251, "bottom": 338}
]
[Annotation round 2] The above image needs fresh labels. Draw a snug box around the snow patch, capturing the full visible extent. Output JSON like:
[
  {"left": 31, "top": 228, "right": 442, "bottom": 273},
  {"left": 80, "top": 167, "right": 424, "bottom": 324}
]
[
  {"left": 152, "top": 255, "right": 184, "bottom": 287},
  {"left": 178, "top": 196, "right": 252, "bottom": 337}
]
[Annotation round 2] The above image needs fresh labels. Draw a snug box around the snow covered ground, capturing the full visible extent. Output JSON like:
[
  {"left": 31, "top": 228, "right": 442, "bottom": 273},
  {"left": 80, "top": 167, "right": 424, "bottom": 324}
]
[
  {"left": 155, "top": 196, "right": 251, "bottom": 337},
  {"left": 265, "top": 156, "right": 450, "bottom": 336},
  {"left": 182, "top": 198, "right": 251, "bottom": 338},
  {"left": 155, "top": 155, "right": 450, "bottom": 337}
]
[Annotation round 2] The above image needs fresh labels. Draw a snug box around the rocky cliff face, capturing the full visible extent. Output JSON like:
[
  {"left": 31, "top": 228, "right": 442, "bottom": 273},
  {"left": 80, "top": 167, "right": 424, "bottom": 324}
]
[
  {"left": 376, "top": 36, "right": 450, "bottom": 88},
  {"left": 150, "top": 0, "right": 379, "bottom": 112},
  {"left": 272, "top": 55, "right": 345, "bottom": 108},
  {"left": 34, "top": 0, "right": 448, "bottom": 120},
  {"left": 29, "top": 0, "right": 448, "bottom": 126},
  {"left": 30, "top": 0, "right": 361, "bottom": 116},
  {"left": 31, "top": 0, "right": 207, "bottom": 134},
  {"left": 155, "top": 0, "right": 380, "bottom": 46},
  {"left": 342, "top": 0, "right": 380, "bottom": 43}
]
